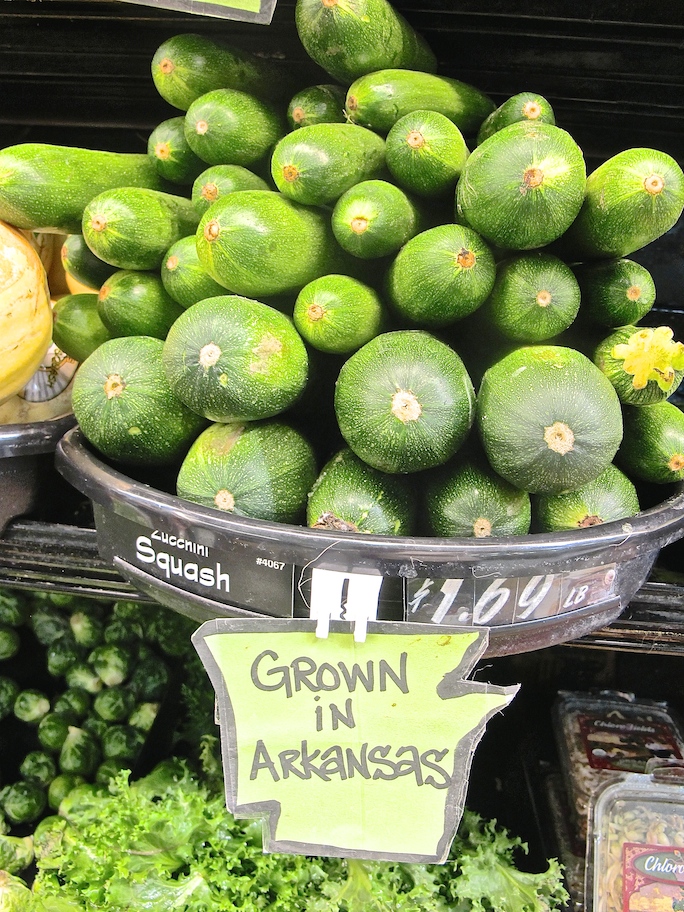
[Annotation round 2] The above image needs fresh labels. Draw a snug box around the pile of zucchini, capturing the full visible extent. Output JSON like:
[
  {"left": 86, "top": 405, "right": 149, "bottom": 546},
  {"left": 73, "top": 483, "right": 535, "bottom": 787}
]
[
  {"left": 0, "top": 585, "right": 193, "bottom": 877},
  {"left": 1, "top": 0, "right": 684, "bottom": 539}
]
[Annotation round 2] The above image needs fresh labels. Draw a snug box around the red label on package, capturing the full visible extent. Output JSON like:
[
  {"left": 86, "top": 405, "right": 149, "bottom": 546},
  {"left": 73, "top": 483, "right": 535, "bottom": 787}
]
[
  {"left": 577, "top": 715, "right": 683, "bottom": 772},
  {"left": 623, "top": 843, "right": 684, "bottom": 910}
]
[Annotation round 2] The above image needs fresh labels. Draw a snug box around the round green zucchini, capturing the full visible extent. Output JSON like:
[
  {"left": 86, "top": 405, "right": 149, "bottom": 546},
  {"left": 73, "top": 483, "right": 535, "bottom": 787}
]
[
  {"left": 71, "top": 336, "right": 206, "bottom": 466},
  {"left": 293, "top": 274, "right": 385, "bottom": 354},
  {"left": 160, "top": 236, "right": 226, "bottom": 309},
  {"left": 334, "top": 330, "right": 476, "bottom": 474},
  {"left": 560, "top": 147, "right": 684, "bottom": 259},
  {"left": 533, "top": 464, "right": 640, "bottom": 532},
  {"left": 191, "top": 165, "right": 270, "bottom": 217},
  {"left": 97, "top": 270, "right": 184, "bottom": 340},
  {"left": 195, "top": 190, "right": 346, "bottom": 298},
  {"left": 385, "top": 110, "right": 469, "bottom": 199},
  {"left": 287, "top": 84, "right": 347, "bottom": 129},
  {"left": 345, "top": 69, "right": 495, "bottom": 136},
  {"left": 294, "top": 0, "right": 437, "bottom": 84},
  {"left": 385, "top": 223, "right": 496, "bottom": 327},
  {"left": 476, "top": 345, "right": 624, "bottom": 494},
  {"left": 147, "top": 116, "right": 206, "bottom": 185},
  {"left": 476, "top": 92, "right": 555, "bottom": 146},
  {"left": 617, "top": 400, "right": 684, "bottom": 484},
  {"left": 593, "top": 324, "right": 684, "bottom": 406},
  {"left": 82, "top": 187, "right": 199, "bottom": 272},
  {"left": 176, "top": 419, "right": 317, "bottom": 524},
  {"left": 52, "top": 293, "right": 113, "bottom": 364},
  {"left": 480, "top": 252, "right": 581, "bottom": 342},
  {"left": 60, "top": 235, "right": 114, "bottom": 291},
  {"left": 151, "top": 33, "right": 294, "bottom": 110},
  {"left": 424, "top": 456, "right": 531, "bottom": 538},
  {"left": 162, "top": 295, "right": 309, "bottom": 422},
  {"left": 307, "top": 447, "right": 416, "bottom": 535},
  {"left": 573, "top": 258, "right": 656, "bottom": 327},
  {"left": 184, "top": 88, "right": 285, "bottom": 168},
  {"left": 270, "top": 123, "right": 386, "bottom": 207},
  {"left": 331, "top": 179, "right": 422, "bottom": 258},
  {"left": 456, "top": 122, "right": 586, "bottom": 251}
]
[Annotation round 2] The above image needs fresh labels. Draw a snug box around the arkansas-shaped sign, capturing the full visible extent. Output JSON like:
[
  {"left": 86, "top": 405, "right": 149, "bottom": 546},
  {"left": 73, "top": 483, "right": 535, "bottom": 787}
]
[{"left": 193, "top": 618, "right": 518, "bottom": 862}]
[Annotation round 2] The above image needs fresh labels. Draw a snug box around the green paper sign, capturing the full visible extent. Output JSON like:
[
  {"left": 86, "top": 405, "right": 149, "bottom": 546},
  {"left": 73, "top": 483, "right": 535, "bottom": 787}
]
[
  {"left": 193, "top": 619, "right": 519, "bottom": 862},
  {"left": 118, "top": 0, "right": 276, "bottom": 25}
]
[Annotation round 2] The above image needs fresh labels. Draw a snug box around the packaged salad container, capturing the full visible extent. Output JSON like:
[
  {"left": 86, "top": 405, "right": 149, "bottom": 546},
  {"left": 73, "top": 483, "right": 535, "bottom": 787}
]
[
  {"left": 553, "top": 691, "right": 684, "bottom": 841},
  {"left": 587, "top": 762, "right": 684, "bottom": 912}
]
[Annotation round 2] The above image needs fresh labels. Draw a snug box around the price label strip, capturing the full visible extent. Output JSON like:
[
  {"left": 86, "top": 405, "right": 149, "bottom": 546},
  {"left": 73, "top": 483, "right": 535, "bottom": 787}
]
[{"left": 406, "top": 564, "right": 618, "bottom": 627}]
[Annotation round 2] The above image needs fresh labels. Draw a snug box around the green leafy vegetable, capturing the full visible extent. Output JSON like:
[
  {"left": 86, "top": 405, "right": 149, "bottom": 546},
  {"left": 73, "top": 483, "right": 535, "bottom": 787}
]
[{"left": 30, "top": 763, "right": 568, "bottom": 912}]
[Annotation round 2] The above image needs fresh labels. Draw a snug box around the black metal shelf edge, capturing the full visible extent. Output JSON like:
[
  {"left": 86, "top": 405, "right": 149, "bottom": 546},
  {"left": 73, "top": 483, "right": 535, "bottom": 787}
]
[{"left": 1, "top": 519, "right": 683, "bottom": 653}]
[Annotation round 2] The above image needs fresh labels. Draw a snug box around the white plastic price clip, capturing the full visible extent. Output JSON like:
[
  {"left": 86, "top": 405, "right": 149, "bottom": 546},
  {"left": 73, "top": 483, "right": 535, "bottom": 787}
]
[{"left": 309, "top": 568, "right": 383, "bottom": 642}]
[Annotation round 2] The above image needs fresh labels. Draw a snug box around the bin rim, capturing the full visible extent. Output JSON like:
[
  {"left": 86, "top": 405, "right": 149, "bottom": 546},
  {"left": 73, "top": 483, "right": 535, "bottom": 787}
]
[
  {"left": 0, "top": 413, "right": 76, "bottom": 459},
  {"left": 56, "top": 426, "right": 684, "bottom": 566}
]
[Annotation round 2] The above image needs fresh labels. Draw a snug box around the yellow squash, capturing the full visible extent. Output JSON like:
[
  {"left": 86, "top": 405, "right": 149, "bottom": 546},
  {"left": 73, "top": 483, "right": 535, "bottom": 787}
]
[{"left": 0, "top": 220, "right": 53, "bottom": 403}]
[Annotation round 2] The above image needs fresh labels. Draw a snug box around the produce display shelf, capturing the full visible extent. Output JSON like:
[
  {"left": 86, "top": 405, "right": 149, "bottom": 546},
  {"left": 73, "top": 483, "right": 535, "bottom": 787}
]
[{"left": 2, "top": 518, "right": 684, "bottom": 655}]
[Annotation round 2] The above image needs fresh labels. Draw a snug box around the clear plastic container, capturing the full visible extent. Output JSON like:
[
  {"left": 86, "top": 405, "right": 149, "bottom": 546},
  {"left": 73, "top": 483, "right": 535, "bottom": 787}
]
[
  {"left": 553, "top": 691, "right": 684, "bottom": 841},
  {"left": 587, "top": 762, "right": 684, "bottom": 912}
]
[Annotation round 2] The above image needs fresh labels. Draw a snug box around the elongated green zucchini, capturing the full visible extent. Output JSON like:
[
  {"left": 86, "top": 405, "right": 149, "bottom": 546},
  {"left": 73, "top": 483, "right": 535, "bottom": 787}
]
[
  {"left": 331, "top": 179, "right": 423, "bottom": 258},
  {"left": 456, "top": 121, "right": 586, "bottom": 251},
  {"left": 385, "top": 110, "right": 469, "bottom": 199},
  {"left": 151, "top": 33, "right": 294, "bottom": 109},
  {"left": 184, "top": 89, "right": 286, "bottom": 167},
  {"left": 271, "top": 123, "right": 386, "bottom": 207},
  {"left": 287, "top": 84, "right": 348, "bottom": 129},
  {"left": 346, "top": 69, "right": 495, "bottom": 136},
  {"left": 147, "top": 116, "right": 206, "bottom": 185},
  {"left": 294, "top": 0, "right": 436, "bottom": 84},
  {"left": 476, "top": 92, "right": 555, "bottom": 146},
  {"left": 0, "top": 144, "right": 166, "bottom": 233},
  {"left": 195, "top": 190, "right": 348, "bottom": 298},
  {"left": 561, "top": 147, "right": 684, "bottom": 259},
  {"left": 82, "top": 187, "right": 200, "bottom": 271}
]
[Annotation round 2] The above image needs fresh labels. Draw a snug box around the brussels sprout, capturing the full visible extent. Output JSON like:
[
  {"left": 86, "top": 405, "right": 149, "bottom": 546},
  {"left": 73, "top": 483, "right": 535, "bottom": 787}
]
[
  {"left": 0, "top": 870, "right": 32, "bottom": 909},
  {"left": 135, "top": 642, "right": 157, "bottom": 663},
  {"left": 129, "top": 655, "right": 170, "bottom": 702},
  {"left": 0, "top": 590, "right": 28, "bottom": 628},
  {"left": 58, "top": 727, "right": 100, "bottom": 777},
  {"left": 29, "top": 606, "right": 71, "bottom": 645},
  {"left": 32, "top": 813, "right": 67, "bottom": 865},
  {"left": 46, "top": 636, "right": 83, "bottom": 677},
  {"left": 101, "top": 724, "right": 146, "bottom": 762},
  {"left": 88, "top": 644, "right": 134, "bottom": 687},
  {"left": 0, "top": 833, "right": 34, "bottom": 874},
  {"left": 0, "top": 625, "right": 20, "bottom": 662},
  {"left": 13, "top": 689, "right": 50, "bottom": 724},
  {"left": 128, "top": 701, "right": 160, "bottom": 732},
  {"left": 19, "top": 750, "right": 57, "bottom": 787},
  {"left": 103, "top": 618, "right": 143, "bottom": 645},
  {"left": 95, "top": 758, "right": 130, "bottom": 786},
  {"left": 53, "top": 687, "right": 91, "bottom": 720},
  {"left": 93, "top": 685, "right": 136, "bottom": 723},
  {"left": 69, "top": 611, "right": 104, "bottom": 649},
  {"left": 112, "top": 599, "right": 151, "bottom": 622},
  {"left": 64, "top": 661, "right": 102, "bottom": 694},
  {"left": 81, "top": 716, "right": 108, "bottom": 741},
  {"left": 147, "top": 608, "right": 196, "bottom": 657},
  {"left": 0, "top": 780, "right": 47, "bottom": 824},
  {"left": 47, "top": 773, "right": 85, "bottom": 812},
  {"left": 37, "top": 713, "right": 72, "bottom": 752},
  {"left": 0, "top": 678, "right": 19, "bottom": 721},
  {"left": 0, "top": 813, "right": 8, "bottom": 836}
]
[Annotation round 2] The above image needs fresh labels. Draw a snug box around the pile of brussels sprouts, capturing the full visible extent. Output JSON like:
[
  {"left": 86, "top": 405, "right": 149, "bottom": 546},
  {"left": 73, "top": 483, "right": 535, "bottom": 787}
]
[{"left": 0, "top": 586, "right": 195, "bottom": 876}]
